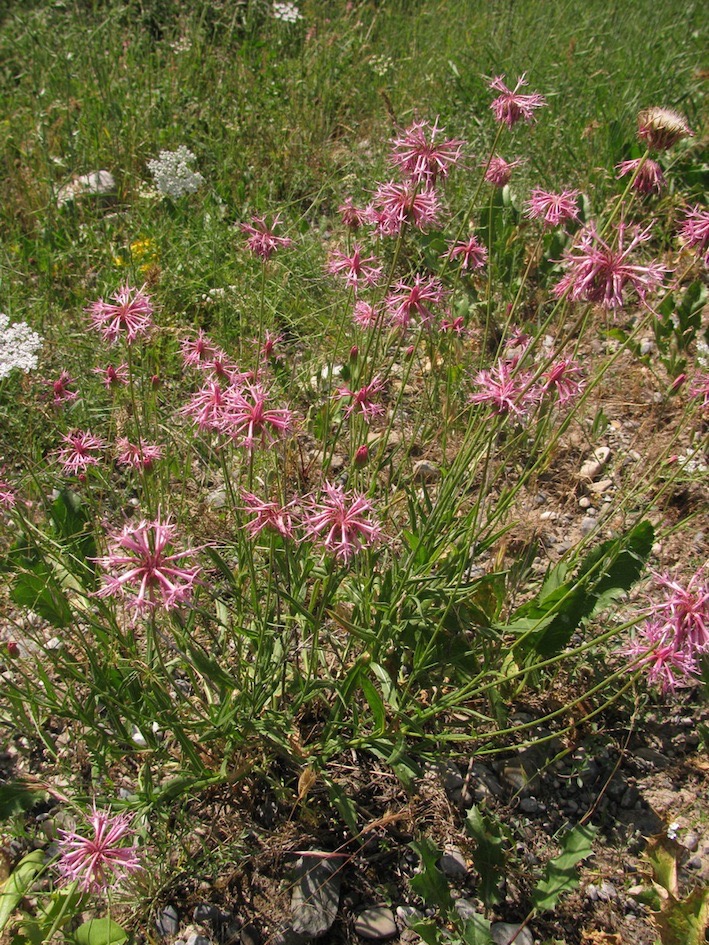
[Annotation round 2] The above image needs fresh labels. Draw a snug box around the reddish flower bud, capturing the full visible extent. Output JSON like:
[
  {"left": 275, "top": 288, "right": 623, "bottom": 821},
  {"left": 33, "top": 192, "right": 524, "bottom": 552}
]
[{"left": 354, "top": 445, "right": 369, "bottom": 467}]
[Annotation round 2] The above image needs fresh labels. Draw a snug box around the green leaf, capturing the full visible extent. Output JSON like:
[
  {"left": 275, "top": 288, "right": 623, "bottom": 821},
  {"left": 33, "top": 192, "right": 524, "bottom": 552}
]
[
  {"left": 10, "top": 567, "right": 73, "bottom": 628},
  {"left": 410, "top": 836, "right": 453, "bottom": 912},
  {"left": 461, "top": 913, "right": 494, "bottom": 945},
  {"left": 644, "top": 835, "right": 680, "bottom": 897},
  {"left": 652, "top": 886, "right": 709, "bottom": 945},
  {"left": 464, "top": 806, "right": 506, "bottom": 907},
  {"left": 75, "top": 917, "right": 128, "bottom": 945},
  {"left": 0, "top": 850, "right": 45, "bottom": 933},
  {"left": 0, "top": 782, "right": 48, "bottom": 821},
  {"left": 532, "top": 824, "right": 596, "bottom": 912},
  {"left": 360, "top": 674, "right": 386, "bottom": 735}
]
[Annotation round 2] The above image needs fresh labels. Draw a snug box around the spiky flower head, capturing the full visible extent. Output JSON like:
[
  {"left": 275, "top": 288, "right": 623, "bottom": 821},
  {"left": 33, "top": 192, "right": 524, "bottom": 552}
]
[
  {"left": 485, "top": 155, "right": 522, "bottom": 186},
  {"left": 304, "top": 483, "right": 382, "bottom": 563},
  {"left": 88, "top": 284, "right": 154, "bottom": 345},
  {"left": 56, "top": 430, "right": 105, "bottom": 476},
  {"left": 240, "top": 214, "right": 293, "bottom": 260},
  {"left": 637, "top": 107, "right": 693, "bottom": 151},
  {"left": 389, "top": 118, "right": 465, "bottom": 185},
  {"left": 57, "top": 806, "right": 142, "bottom": 894},
  {"left": 489, "top": 73, "right": 547, "bottom": 128},
  {"left": 678, "top": 205, "right": 709, "bottom": 266},
  {"left": 616, "top": 158, "right": 666, "bottom": 195},
  {"left": 525, "top": 188, "right": 580, "bottom": 228}
]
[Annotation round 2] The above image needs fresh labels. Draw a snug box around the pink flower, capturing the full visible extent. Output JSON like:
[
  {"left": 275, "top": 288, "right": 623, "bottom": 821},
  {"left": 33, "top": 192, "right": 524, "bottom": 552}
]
[
  {"left": 485, "top": 155, "right": 522, "bottom": 186},
  {"left": 650, "top": 569, "right": 708, "bottom": 655},
  {"left": 93, "top": 363, "right": 129, "bottom": 389},
  {"left": 389, "top": 118, "right": 465, "bottom": 185},
  {"left": 241, "top": 491, "right": 295, "bottom": 538},
  {"left": 338, "top": 198, "right": 367, "bottom": 230},
  {"left": 679, "top": 205, "right": 709, "bottom": 266},
  {"left": 260, "top": 330, "right": 285, "bottom": 362},
  {"left": 88, "top": 284, "right": 154, "bottom": 345},
  {"left": 180, "top": 379, "right": 231, "bottom": 433},
  {"left": 181, "top": 330, "right": 217, "bottom": 369},
  {"left": 525, "top": 188, "right": 580, "bottom": 227},
  {"left": 57, "top": 806, "right": 142, "bottom": 894},
  {"left": 637, "top": 107, "right": 693, "bottom": 151},
  {"left": 45, "top": 370, "right": 79, "bottom": 407},
  {"left": 116, "top": 438, "right": 163, "bottom": 471},
  {"left": 222, "top": 383, "right": 292, "bottom": 449},
  {"left": 240, "top": 214, "right": 293, "bottom": 260},
  {"left": 352, "top": 301, "right": 382, "bottom": 329},
  {"left": 616, "top": 158, "right": 665, "bottom": 195},
  {"left": 367, "top": 181, "right": 441, "bottom": 236},
  {"left": 470, "top": 360, "right": 540, "bottom": 417},
  {"left": 541, "top": 358, "right": 585, "bottom": 405},
  {"left": 446, "top": 236, "right": 488, "bottom": 271},
  {"left": 553, "top": 223, "right": 668, "bottom": 310},
  {"left": 327, "top": 244, "right": 383, "bottom": 290},
  {"left": 335, "top": 375, "right": 386, "bottom": 423},
  {"left": 489, "top": 73, "right": 547, "bottom": 128},
  {"left": 94, "top": 514, "right": 201, "bottom": 615},
  {"left": 385, "top": 274, "right": 446, "bottom": 329},
  {"left": 689, "top": 372, "right": 709, "bottom": 411},
  {"left": 623, "top": 620, "right": 699, "bottom": 694},
  {"left": 440, "top": 315, "right": 466, "bottom": 335},
  {"left": 0, "top": 470, "right": 16, "bottom": 508},
  {"left": 303, "top": 482, "right": 381, "bottom": 563},
  {"left": 56, "top": 430, "right": 105, "bottom": 475}
]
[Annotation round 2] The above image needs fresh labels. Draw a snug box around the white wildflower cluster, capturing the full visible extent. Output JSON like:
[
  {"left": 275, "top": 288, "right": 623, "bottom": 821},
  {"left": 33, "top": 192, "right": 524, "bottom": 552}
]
[
  {"left": 369, "top": 55, "right": 393, "bottom": 77},
  {"left": 696, "top": 337, "right": 709, "bottom": 369},
  {"left": 0, "top": 313, "right": 42, "bottom": 380},
  {"left": 272, "top": 2, "right": 302, "bottom": 23},
  {"left": 147, "top": 146, "right": 205, "bottom": 199}
]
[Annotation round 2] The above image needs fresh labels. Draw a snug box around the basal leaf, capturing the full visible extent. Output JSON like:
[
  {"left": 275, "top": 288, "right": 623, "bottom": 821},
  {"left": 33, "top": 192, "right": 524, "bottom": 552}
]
[
  {"left": 532, "top": 823, "right": 596, "bottom": 912},
  {"left": 410, "top": 836, "right": 453, "bottom": 912},
  {"left": 0, "top": 850, "right": 45, "bottom": 933},
  {"left": 465, "top": 806, "right": 506, "bottom": 907},
  {"left": 75, "top": 917, "right": 128, "bottom": 945}
]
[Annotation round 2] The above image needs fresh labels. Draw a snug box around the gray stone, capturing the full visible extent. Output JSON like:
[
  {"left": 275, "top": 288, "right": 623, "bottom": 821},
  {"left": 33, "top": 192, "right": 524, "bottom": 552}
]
[
  {"left": 290, "top": 855, "right": 341, "bottom": 937},
  {"left": 185, "top": 932, "right": 211, "bottom": 945},
  {"left": 588, "top": 477, "right": 613, "bottom": 494},
  {"left": 156, "top": 905, "right": 180, "bottom": 937},
  {"left": 439, "top": 847, "right": 467, "bottom": 881},
  {"left": 193, "top": 903, "right": 230, "bottom": 927},
  {"left": 579, "top": 446, "right": 611, "bottom": 480},
  {"left": 206, "top": 487, "right": 227, "bottom": 509},
  {"left": 581, "top": 515, "right": 597, "bottom": 536},
  {"left": 684, "top": 830, "right": 700, "bottom": 852},
  {"left": 519, "top": 797, "right": 539, "bottom": 814},
  {"left": 454, "top": 899, "right": 478, "bottom": 922},
  {"left": 57, "top": 170, "right": 116, "bottom": 207},
  {"left": 490, "top": 922, "right": 533, "bottom": 945},
  {"left": 240, "top": 924, "right": 261, "bottom": 945},
  {"left": 687, "top": 855, "right": 702, "bottom": 870},
  {"left": 412, "top": 460, "right": 441, "bottom": 483},
  {"left": 354, "top": 907, "right": 397, "bottom": 940},
  {"left": 436, "top": 760, "right": 464, "bottom": 793}
]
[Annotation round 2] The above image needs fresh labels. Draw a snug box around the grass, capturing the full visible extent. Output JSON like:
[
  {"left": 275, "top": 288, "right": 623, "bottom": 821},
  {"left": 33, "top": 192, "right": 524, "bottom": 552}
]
[{"left": 0, "top": 1, "right": 707, "bottom": 943}]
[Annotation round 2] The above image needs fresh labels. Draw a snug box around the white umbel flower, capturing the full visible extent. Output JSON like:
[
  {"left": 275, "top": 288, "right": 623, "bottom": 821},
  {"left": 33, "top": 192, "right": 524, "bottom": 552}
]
[
  {"left": 272, "top": 2, "right": 302, "bottom": 22},
  {"left": 0, "top": 313, "right": 42, "bottom": 380},
  {"left": 147, "top": 146, "right": 205, "bottom": 199}
]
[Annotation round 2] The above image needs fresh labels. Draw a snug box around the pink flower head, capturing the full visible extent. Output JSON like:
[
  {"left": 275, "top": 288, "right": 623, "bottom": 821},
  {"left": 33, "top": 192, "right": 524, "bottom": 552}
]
[
  {"left": 57, "top": 806, "right": 142, "bottom": 894},
  {"left": 389, "top": 118, "right": 465, "bottom": 185},
  {"left": 541, "top": 358, "right": 585, "bottom": 405},
  {"left": 240, "top": 213, "right": 293, "bottom": 260},
  {"left": 385, "top": 274, "right": 447, "bottom": 329},
  {"left": 116, "top": 438, "right": 163, "bottom": 472},
  {"left": 338, "top": 197, "right": 367, "bottom": 230},
  {"left": 554, "top": 223, "right": 668, "bottom": 310},
  {"left": 485, "top": 155, "right": 522, "bottom": 186},
  {"left": 180, "top": 378, "right": 230, "bottom": 433},
  {"left": 367, "top": 181, "right": 441, "bottom": 237},
  {"left": 181, "top": 330, "right": 217, "bottom": 369},
  {"left": 45, "top": 370, "right": 79, "bottom": 407},
  {"left": 88, "top": 284, "right": 154, "bottom": 345},
  {"left": 446, "top": 236, "right": 488, "bottom": 271},
  {"left": 94, "top": 514, "right": 201, "bottom": 615},
  {"left": 304, "top": 482, "right": 381, "bottom": 563},
  {"left": 353, "top": 300, "right": 382, "bottom": 330},
  {"left": 689, "top": 372, "right": 709, "bottom": 411},
  {"left": 470, "top": 360, "right": 540, "bottom": 417},
  {"left": 525, "top": 188, "right": 580, "bottom": 227},
  {"left": 241, "top": 491, "right": 295, "bottom": 539},
  {"left": 489, "top": 73, "right": 547, "bottom": 129},
  {"left": 440, "top": 315, "right": 466, "bottom": 335},
  {"left": 637, "top": 107, "right": 693, "bottom": 151},
  {"left": 650, "top": 569, "right": 709, "bottom": 655},
  {"left": 623, "top": 620, "right": 699, "bottom": 694},
  {"left": 679, "top": 205, "right": 709, "bottom": 266},
  {"left": 222, "top": 382, "right": 292, "bottom": 450},
  {"left": 335, "top": 375, "right": 386, "bottom": 423},
  {"left": 616, "top": 158, "right": 666, "bottom": 195},
  {"left": 93, "top": 363, "right": 129, "bottom": 389},
  {"left": 327, "top": 244, "right": 383, "bottom": 290},
  {"left": 56, "top": 430, "right": 105, "bottom": 475},
  {"left": 0, "top": 470, "right": 16, "bottom": 508}
]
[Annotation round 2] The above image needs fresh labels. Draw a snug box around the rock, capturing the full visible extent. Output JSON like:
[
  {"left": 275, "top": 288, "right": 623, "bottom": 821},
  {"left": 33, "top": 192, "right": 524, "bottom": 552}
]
[
  {"left": 627, "top": 885, "right": 646, "bottom": 897},
  {"left": 412, "top": 460, "right": 441, "bottom": 483},
  {"left": 57, "top": 170, "right": 116, "bottom": 207},
  {"left": 686, "top": 855, "right": 702, "bottom": 870},
  {"left": 240, "top": 924, "right": 261, "bottom": 945},
  {"left": 435, "top": 760, "right": 464, "bottom": 794},
  {"left": 184, "top": 930, "right": 211, "bottom": 945},
  {"left": 193, "top": 904, "right": 231, "bottom": 928},
  {"left": 454, "top": 899, "right": 478, "bottom": 922},
  {"left": 519, "top": 797, "right": 539, "bottom": 814},
  {"left": 579, "top": 446, "right": 611, "bottom": 480},
  {"left": 490, "top": 922, "right": 533, "bottom": 945},
  {"left": 588, "top": 477, "right": 613, "bottom": 494},
  {"left": 634, "top": 747, "right": 670, "bottom": 769},
  {"left": 156, "top": 905, "right": 179, "bottom": 938},
  {"left": 581, "top": 515, "right": 597, "bottom": 536},
  {"left": 578, "top": 496, "right": 591, "bottom": 508},
  {"left": 206, "top": 487, "right": 227, "bottom": 509},
  {"left": 439, "top": 847, "right": 467, "bottom": 881},
  {"left": 290, "top": 855, "right": 341, "bottom": 938},
  {"left": 469, "top": 763, "right": 504, "bottom": 801},
  {"left": 684, "top": 830, "right": 700, "bottom": 853},
  {"left": 354, "top": 906, "right": 397, "bottom": 940}
]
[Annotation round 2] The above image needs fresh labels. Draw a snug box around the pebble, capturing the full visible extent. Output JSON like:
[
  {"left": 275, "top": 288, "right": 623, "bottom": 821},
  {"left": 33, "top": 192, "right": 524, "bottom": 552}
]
[
  {"left": 454, "top": 899, "right": 478, "bottom": 922},
  {"left": 684, "top": 830, "right": 700, "bottom": 852},
  {"left": 412, "top": 460, "right": 441, "bottom": 483},
  {"left": 156, "top": 905, "right": 180, "bottom": 938},
  {"left": 354, "top": 906, "right": 398, "bottom": 940},
  {"left": 588, "top": 477, "right": 613, "bottom": 494},
  {"left": 581, "top": 516, "right": 597, "bottom": 536},
  {"left": 490, "top": 922, "right": 533, "bottom": 945},
  {"left": 686, "top": 855, "right": 702, "bottom": 870},
  {"left": 193, "top": 904, "right": 229, "bottom": 927},
  {"left": 519, "top": 797, "right": 539, "bottom": 814},
  {"left": 439, "top": 847, "right": 468, "bottom": 881},
  {"left": 469, "top": 763, "right": 504, "bottom": 800},
  {"left": 579, "top": 447, "right": 611, "bottom": 480},
  {"left": 206, "top": 487, "right": 227, "bottom": 509},
  {"left": 578, "top": 497, "right": 591, "bottom": 508},
  {"left": 57, "top": 169, "right": 116, "bottom": 207},
  {"left": 185, "top": 931, "right": 211, "bottom": 945}
]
